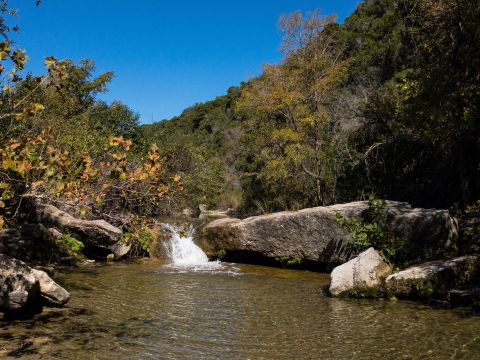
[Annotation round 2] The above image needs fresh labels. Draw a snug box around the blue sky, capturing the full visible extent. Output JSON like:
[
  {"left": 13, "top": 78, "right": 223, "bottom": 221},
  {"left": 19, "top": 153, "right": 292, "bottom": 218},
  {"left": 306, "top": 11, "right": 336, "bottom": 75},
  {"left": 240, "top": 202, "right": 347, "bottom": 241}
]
[{"left": 11, "top": 0, "right": 361, "bottom": 123}]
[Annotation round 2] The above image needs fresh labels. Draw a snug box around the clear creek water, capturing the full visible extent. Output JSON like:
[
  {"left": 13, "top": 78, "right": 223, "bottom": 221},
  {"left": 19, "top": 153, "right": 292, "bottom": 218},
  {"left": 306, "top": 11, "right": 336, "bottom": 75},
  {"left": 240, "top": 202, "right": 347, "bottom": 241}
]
[{"left": 1, "top": 227, "right": 480, "bottom": 359}]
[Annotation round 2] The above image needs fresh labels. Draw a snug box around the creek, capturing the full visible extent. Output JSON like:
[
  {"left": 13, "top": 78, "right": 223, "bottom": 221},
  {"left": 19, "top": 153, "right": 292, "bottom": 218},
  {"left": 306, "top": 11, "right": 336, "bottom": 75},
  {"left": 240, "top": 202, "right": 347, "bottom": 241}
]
[{"left": 1, "top": 225, "right": 480, "bottom": 359}]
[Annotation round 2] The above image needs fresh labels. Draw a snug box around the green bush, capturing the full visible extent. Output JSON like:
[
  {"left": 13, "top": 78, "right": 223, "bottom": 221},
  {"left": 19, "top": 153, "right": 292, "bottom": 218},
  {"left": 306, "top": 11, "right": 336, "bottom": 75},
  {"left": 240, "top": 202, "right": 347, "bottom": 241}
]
[
  {"left": 122, "top": 228, "right": 153, "bottom": 253},
  {"left": 57, "top": 234, "right": 85, "bottom": 255},
  {"left": 137, "top": 230, "right": 153, "bottom": 252},
  {"left": 215, "top": 249, "right": 227, "bottom": 260},
  {"left": 275, "top": 256, "right": 303, "bottom": 268},
  {"left": 336, "top": 195, "right": 404, "bottom": 265}
]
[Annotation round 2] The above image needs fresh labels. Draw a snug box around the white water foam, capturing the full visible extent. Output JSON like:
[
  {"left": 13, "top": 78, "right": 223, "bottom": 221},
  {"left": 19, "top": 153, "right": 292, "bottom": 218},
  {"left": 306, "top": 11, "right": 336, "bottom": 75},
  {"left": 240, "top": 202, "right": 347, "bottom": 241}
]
[{"left": 162, "top": 223, "right": 223, "bottom": 272}]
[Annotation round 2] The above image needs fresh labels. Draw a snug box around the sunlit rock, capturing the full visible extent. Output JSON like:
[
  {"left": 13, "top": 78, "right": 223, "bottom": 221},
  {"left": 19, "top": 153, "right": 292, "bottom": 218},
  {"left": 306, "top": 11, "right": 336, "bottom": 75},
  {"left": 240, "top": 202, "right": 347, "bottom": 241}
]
[
  {"left": 329, "top": 248, "right": 392, "bottom": 297},
  {"left": 198, "top": 201, "right": 458, "bottom": 270},
  {"left": 0, "top": 254, "right": 70, "bottom": 316},
  {"left": 31, "top": 268, "right": 70, "bottom": 307},
  {"left": 23, "top": 195, "right": 122, "bottom": 247},
  {"left": 386, "top": 255, "right": 480, "bottom": 300}
]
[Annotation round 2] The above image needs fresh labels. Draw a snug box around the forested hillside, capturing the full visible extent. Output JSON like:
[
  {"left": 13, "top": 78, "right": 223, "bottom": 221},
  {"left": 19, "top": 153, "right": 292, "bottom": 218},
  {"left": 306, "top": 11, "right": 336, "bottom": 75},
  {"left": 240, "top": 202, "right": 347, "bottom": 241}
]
[
  {"left": 1, "top": 0, "right": 479, "bottom": 228},
  {"left": 139, "top": 87, "right": 242, "bottom": 209},
  {"left": 142, "top": 0, "right": 480, "bottom": 214}
]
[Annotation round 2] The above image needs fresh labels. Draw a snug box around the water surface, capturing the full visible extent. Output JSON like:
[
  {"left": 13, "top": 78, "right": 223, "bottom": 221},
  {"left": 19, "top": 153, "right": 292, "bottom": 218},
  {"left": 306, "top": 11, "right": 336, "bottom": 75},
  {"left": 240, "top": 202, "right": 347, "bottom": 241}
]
[{"left": 1, "top": 260, "right": 480, "bottom": 359}]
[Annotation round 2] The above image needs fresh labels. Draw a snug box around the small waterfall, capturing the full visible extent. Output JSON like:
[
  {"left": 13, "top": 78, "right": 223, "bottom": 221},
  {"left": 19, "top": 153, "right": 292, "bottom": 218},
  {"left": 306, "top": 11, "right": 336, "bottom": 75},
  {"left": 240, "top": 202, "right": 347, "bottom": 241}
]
[{"left": 162, "top": 223, "right": 221, "bottom": 270}]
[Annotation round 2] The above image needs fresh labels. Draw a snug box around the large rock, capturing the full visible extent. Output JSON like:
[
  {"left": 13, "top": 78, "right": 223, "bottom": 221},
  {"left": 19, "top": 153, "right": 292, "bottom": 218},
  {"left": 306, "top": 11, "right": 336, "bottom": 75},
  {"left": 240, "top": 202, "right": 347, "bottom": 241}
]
[
  {"left": 26, "top": 199, "right": 122, "bottom": 247},
  {"left": 31, "top": 268, "right": 70, "bottom": 307},
  {"left": 0, "top": 256, "right": 40, "bottom": 313},
  {"left": 385, "top": 255, "right": 480, "bottom": 300},
  {"left": 0, "top": 255, "right": 70, "bottom": 315},
  {"left": 198, "top": 201, "right": 458, "bottom": 270},
  {"left": 329, "top": 248, "right": 393, "bottom": 297}
]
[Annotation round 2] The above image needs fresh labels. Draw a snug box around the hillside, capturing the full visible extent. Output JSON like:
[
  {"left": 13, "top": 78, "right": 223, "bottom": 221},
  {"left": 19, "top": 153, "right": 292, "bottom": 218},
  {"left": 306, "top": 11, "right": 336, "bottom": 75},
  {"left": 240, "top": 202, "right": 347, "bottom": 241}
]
[
  {"left": 139, "top": 86, "right": 243, "bottom": 209},
  {"left": 139, "top": 0, "right": 480, "bottom": 214}
]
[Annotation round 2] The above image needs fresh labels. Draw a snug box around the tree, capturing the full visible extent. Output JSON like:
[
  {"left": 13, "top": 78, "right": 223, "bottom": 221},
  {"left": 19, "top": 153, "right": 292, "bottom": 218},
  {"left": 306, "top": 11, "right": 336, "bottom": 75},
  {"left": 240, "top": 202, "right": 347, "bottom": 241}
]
[
  {"left": 344, "top": 0, "right": 480, "bottom": 207},
  {"left": 237, "top": 10, "right": 352, "bottom": 209}
]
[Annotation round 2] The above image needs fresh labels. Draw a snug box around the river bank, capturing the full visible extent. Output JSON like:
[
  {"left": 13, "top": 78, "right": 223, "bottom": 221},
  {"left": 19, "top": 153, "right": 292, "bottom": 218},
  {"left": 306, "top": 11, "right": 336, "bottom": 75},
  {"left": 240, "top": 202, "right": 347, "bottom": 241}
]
[{"left": 2, "top": 197, "right": 480, "bottom": 319}]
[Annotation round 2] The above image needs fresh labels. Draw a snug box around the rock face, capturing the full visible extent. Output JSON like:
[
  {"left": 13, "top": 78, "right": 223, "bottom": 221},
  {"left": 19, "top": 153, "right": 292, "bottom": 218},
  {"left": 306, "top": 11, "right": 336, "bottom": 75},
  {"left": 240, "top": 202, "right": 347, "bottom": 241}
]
[
  {"left": 28, "top": 200, "right": 122, "bottom": 247},
  {"left": 198, "top": 201, "right": 458, "bottom": 269},
  {"left": 385, "top": 255, "right": 480, "bottom": 300},
  {"left": 329, "top": 248, "right": 393, "bottom": 297},
  {"left": 0, "top": 226, "right": 70, "bottom": 265},
  {"left": 0, "top": 255, "right": 70, "bottom": 315}
]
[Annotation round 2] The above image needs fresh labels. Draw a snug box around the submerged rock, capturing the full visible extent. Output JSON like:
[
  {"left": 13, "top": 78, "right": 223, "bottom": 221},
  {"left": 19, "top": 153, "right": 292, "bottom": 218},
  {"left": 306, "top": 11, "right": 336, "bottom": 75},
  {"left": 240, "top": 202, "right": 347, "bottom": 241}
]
[
  {"left": 329, "top": 248, "right": 392, "bottom": 297},
  {"left": 385, "top": 255, "right": 479, "bottom": 301},
  {"left": 0, "top": 254, "right": 70, "bottom": 316},
  {"left": 198, "top": 201, "right": 458, "bottom": 270}
]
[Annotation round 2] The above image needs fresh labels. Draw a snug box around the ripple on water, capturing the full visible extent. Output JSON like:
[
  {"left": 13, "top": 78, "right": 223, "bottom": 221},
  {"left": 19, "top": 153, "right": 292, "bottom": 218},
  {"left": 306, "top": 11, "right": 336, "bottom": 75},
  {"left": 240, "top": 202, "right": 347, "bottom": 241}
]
[{"left": 1, "top": 261, "right": 480, "bottom": 359}]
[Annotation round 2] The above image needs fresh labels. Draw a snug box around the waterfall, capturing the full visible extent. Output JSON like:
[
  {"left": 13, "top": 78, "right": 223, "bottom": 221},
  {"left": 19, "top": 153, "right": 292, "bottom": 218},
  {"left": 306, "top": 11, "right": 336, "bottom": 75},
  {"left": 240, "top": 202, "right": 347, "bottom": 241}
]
[{"left": 162, "top": 224, "right": 222, "bottom": 270}]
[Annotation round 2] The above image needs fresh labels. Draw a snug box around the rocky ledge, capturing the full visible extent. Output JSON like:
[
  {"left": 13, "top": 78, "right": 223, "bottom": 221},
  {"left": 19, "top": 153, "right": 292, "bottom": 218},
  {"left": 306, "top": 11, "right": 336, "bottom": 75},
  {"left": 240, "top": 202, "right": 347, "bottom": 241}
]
[
  {"left": 385, "top": 255, "right": 480, "bottom": 301},
  {"left": 23, "top": 195, "right": 123, "bottom": 248},
  {"left": 1, "top": 197, "right": 133, "bottom": 318},
  {"left": 198, "top": 201, "right": 458, "bottom": 270}
]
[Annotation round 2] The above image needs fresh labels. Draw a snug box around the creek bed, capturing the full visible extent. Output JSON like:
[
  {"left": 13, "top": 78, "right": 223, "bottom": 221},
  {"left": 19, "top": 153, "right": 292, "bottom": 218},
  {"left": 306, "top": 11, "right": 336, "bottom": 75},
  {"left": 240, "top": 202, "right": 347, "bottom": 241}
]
[{"left": 1, "top": 260, "right": 480, "bottom": 359}]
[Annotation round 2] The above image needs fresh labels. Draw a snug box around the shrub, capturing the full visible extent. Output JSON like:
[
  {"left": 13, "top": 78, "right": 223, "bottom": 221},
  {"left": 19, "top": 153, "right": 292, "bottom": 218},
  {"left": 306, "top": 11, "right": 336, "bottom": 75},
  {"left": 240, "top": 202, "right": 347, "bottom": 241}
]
[
  {"left": 122, "top": 227, "right": 153, "bottom": 253},
  {"left": 57, "top": 234, "right": 84, "bottom": 255},
  {"left": 336, "top": 195, "right": 404, "bottom": 265}
]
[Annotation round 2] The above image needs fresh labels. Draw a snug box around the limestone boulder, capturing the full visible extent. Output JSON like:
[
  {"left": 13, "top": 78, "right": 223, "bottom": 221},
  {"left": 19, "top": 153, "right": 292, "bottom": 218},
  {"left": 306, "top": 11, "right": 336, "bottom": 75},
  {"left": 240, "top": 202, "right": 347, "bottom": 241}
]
[
  {"left": 198, "top": 201, "right": 458, "bottom": 270},
  {"left": 385, "top": 255, "right": 480, "bottom": 300},
  {"left": 0, "top": 256, "right": 40, "bottom": 313},
  {"left": 329, "top": 248, "right": 393, "bottom": 297},
  {"left": 31, "top": 268, "right": 70, "bottom": 307},
  {"left": 0, "top": 254, "right": 70, "bottom": 315},
  {"left": 25, "top": 197, "right": 122, "bottom": 247},
  {"left": 108, "top": 242, "right": 132, "bottom": 259}
]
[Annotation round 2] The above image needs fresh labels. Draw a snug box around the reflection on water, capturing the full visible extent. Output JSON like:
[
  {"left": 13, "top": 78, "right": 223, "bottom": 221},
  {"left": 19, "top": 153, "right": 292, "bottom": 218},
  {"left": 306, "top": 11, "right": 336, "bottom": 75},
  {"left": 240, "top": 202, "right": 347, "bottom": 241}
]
[{"left": 1, "top": 260, "right": 480, "bottom": 359}]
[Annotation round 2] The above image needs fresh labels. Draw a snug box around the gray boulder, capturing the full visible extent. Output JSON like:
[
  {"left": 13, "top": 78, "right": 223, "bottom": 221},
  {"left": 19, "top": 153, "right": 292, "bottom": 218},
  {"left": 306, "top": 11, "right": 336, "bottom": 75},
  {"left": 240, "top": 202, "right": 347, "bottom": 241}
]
[
  {"left": 108, "top": 242, "right": 132, "bottom": 259},
  {"left": 31, "top": 268, "right": 70, "bottom": 307},
  {"left": 27, "top": 200, "right": 122, "bottom": 247},
  {"left": 0, "top": 256, "right": 39, "bottom": 312},
  {"left": 0, "top": 254, "right": 70, "bottom": 315},
  {"left": 329, "top": 248, "right": 393, "bottom": 297},
  {"left": 385, "top": 255, "right": 480, "bottom": 300},
  {"left": 198, "top": 201, "right": 458, "bottom": 269}
]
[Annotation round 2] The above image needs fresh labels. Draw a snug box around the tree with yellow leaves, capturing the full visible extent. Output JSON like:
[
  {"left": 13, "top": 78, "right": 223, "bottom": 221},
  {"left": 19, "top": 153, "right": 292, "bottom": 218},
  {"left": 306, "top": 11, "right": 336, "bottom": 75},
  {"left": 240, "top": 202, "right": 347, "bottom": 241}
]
[{"left": 237, "top": 10, "right": 352, "bottom": 209}]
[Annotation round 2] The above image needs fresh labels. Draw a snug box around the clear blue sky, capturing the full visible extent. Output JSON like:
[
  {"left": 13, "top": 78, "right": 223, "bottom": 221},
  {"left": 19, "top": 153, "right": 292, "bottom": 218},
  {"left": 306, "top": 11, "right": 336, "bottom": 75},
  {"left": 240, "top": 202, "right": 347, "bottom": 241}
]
[{"left": 11, "top": 0, "right": 361, "bottom": 123}]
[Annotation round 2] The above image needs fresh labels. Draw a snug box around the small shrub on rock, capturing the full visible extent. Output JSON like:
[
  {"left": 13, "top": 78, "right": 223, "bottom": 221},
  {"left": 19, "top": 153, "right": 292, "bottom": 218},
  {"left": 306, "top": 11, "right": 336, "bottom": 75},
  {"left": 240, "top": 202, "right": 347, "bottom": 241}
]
[{"left": 336, "top": 195, "right": 405, "bottom": 265}]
